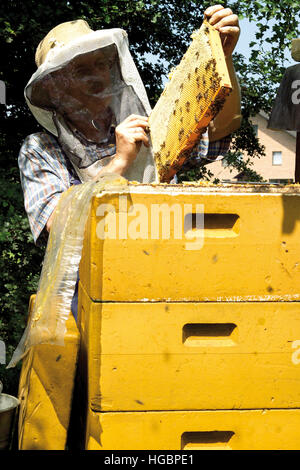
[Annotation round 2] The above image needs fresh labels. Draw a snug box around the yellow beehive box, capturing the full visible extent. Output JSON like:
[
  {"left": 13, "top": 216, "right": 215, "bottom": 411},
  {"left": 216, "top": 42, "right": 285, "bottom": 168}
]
[
  {"left": 85, "top": 409, "right": 300, "bottom": 450},
  {"left": 18, "top": 296, "right": 80, "bottom": 450},
  {"left": 79, "top": 184, "right": 300, "bottom": 302},
  {"left": 149, "top": 20, "right": 232, "bottom": 182},
  {"left": 78, "top": 283, "right": 300, "bottom": 412}
]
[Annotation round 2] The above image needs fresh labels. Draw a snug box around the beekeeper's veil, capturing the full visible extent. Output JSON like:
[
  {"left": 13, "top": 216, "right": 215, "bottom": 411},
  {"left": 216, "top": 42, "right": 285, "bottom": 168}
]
[{"left": 25, "top": 20, "right": 156, "bottom": 183}]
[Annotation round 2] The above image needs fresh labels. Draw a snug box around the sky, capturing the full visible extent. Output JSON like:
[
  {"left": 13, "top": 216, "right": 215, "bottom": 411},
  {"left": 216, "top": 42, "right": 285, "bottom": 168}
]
[
  {"left": 236, "top": 18, "right": 260, "bottom": 60},
  {"left": 236, "top": 17, "right": 295, "bottom": 67}
]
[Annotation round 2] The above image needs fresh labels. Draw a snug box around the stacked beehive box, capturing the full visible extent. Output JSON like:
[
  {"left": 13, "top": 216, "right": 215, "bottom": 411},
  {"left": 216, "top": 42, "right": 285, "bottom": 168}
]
[
  {"left": 78, "top": 183, "right": 300, "bottom": 450},
  {"left": 18, "top": 296, "right": 80, "bottom": 450}
]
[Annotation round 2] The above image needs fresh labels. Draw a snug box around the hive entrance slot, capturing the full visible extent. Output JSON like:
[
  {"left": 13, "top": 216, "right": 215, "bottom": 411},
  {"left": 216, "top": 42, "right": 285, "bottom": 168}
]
[
  {"left": 184, "top": 213, "right": 240, "bottom": 238},
  {"left": 183, "top": 323, "right": 237, "bottom": 347},
  {"left": 181, "top": 431, "right": 235, "bottom": 450}
]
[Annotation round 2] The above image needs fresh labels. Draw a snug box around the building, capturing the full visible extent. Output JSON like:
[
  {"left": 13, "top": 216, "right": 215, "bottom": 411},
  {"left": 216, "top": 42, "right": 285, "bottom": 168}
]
[{"left": 208, "top": 111, "right": 296, "bottom": 183}]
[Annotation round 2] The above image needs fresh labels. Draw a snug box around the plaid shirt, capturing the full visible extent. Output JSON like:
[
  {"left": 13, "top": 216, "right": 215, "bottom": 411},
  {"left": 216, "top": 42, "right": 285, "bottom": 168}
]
[{"left": 18, "top": 129, "right": 231, "bottom": 246}]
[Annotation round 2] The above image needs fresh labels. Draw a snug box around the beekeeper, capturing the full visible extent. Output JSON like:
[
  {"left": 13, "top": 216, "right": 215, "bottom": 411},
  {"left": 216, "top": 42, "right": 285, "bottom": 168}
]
[{"left": 19, "top": 4, "right": 241, "bottom": 247}]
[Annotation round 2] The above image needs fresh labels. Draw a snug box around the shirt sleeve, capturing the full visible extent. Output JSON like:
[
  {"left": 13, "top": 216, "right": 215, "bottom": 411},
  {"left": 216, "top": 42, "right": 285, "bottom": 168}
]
[
  {"left": 205, "top": 135, "right": 231, "bottom": 162},
  {"left": 18, "top": 133, "right": 72, "bottom": 246},
  {"left": 189, "top": 128, "right": 231, "bottom": 163}
]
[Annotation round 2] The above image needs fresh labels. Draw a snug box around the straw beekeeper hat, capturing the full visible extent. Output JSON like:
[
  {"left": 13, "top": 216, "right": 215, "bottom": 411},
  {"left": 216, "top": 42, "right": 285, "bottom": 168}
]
[
  {"left": 25, "top": 20, "right": 152, "bottom": 137},
  {"left": 35, "top": 19, "right": 93, "bottom": 67}
]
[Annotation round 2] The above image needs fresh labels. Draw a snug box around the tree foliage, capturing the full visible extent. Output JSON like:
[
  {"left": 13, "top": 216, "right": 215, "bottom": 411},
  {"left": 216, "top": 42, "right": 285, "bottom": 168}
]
[{"left": 0, "top": 0, "right": 299, "bottom": 394}]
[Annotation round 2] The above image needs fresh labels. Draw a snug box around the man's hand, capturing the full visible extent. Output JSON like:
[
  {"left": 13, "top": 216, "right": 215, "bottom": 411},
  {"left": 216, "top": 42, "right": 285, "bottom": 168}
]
[
  {"left": 204, "top": 5, "right": 240, "bottom": 57},
  {"left": 92, "top": 114, "right": 150, "bottom": 179},
  {"left": 114, "top": 114, "right": 150, "bottom": 172}
]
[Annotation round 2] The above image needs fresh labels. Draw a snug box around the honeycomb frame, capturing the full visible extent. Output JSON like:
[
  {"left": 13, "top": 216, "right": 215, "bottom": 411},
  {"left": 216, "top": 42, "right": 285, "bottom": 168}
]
[{"left": 149, "top": 20, "right": 232, "bottom": 183}]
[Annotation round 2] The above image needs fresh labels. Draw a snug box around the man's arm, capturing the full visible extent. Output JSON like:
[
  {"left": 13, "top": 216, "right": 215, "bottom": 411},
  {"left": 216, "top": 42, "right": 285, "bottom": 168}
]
[
  {"left": 46, "top": 114, "right": 150, "bottom": 232},
  {"left": 18, "top": 133, "right": 71, "bottom": 244},
  {"left": 204, "top": 5, "right": 242, "bottom": 141},
  {"left": 208, "top": 55, "right": 242, "bottom": 142}
]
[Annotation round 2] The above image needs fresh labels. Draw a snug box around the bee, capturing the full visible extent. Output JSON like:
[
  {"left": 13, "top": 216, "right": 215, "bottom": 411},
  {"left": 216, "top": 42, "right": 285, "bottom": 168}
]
[
  {"left": 178, "top": 128, "right": 184, "bottom": 140},
  {"left": 154, "top": 152, "right": 162, "bottom": 163}
]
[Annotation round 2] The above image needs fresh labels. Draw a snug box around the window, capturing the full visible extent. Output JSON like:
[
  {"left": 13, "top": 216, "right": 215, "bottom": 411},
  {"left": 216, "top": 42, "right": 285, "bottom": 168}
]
[
  {"left": 252, "top": 124, "right": 258, "bottom": 136},
  {"left": 272, "top": 151, "right": 282, "bottom": 165}
]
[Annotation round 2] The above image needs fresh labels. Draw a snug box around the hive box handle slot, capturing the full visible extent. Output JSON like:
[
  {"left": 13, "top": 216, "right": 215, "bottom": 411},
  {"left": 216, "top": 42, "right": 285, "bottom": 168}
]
[
  {"left": 182, "top": 323, "right": 237, "bottom": 347},
  {"left": 181, "top": 431, "right": 235, "bottom": 450},
  {"left": 184, "top": 213, "right": 240, "bottom": 238}
]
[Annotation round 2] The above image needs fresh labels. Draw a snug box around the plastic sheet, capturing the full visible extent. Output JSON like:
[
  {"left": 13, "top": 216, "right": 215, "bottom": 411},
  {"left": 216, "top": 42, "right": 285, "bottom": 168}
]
[{"left": 8, "top": 173, "right": 128, "bottom": 368}]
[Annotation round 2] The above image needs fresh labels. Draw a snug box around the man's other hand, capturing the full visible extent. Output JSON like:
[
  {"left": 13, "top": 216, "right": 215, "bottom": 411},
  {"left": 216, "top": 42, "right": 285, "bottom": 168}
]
[{"left": 204, "top": 5, "right": 240, "bottom": 57}]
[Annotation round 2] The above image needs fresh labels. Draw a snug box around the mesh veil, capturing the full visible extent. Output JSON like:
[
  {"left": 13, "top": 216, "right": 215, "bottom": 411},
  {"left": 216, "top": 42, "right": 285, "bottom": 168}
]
[{"left": 25, "top": 28, "right": 157, "bottom": 183}]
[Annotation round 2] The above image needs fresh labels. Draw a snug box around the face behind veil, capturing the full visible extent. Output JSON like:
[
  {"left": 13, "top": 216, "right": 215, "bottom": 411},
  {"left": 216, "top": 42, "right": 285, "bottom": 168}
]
[
  {"left": 25, "top": 27, "right": 157, "bottom": 183},
  {"left": 28, "top": 43, "right": 146, "bottom": 144}
]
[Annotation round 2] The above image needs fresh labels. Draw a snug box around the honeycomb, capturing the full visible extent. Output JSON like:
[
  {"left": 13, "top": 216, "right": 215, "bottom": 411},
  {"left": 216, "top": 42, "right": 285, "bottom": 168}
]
[{"left": 149, "top": 20, "right": 232, "bottom": 183}]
